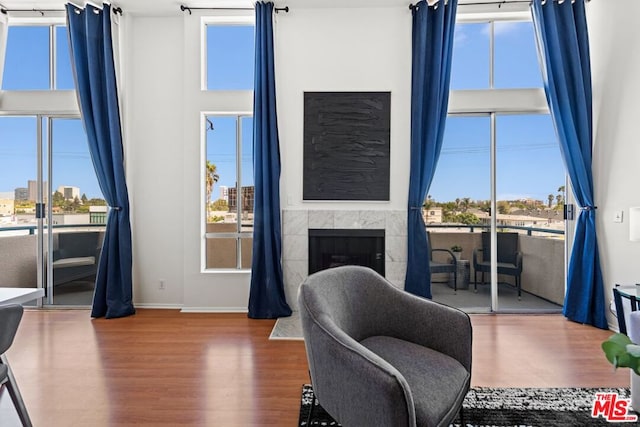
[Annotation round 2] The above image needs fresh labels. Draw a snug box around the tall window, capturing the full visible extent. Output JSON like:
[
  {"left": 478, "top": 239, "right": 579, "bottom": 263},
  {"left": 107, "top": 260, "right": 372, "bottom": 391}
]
[
  {"left": 204, "top": 115, "right": 254, "bottom": 269},
  {"left": 201, "top": 16, "right": 255, "bottom": 270},
  {"left": 2, "top": 24, "right": 74, "bottom": 90},
  {"left": 429, "top": 17, "right": 566, "bottom": 312}
]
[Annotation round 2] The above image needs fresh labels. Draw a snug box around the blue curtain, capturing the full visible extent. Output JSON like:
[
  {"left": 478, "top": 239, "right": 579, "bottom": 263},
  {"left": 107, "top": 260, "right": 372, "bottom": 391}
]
[
  {"left": 66, "top": 3, "right": 135, "bottom": 319},
  {"left": 531, "top": 0, "right": 606, "bottom": 329},
  {"left": 248, "top": 2, "right": 292, "bottom": 319},
  {"left": 405, "top": 0, "right": 458, "bottom": 298}
]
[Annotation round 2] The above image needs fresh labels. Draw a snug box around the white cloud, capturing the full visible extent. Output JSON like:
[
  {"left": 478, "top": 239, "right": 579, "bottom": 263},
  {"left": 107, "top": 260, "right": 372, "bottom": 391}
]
[{"left": 493, "top": 21, "right": 524, "bottom": 37}]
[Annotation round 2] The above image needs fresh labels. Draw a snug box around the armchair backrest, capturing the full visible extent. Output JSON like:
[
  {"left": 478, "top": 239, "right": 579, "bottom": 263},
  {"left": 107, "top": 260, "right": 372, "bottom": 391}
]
[
  {"left": 481, "top": 232, "right": 519, "bottom": 264},
  {"left": 0, "top": 304, "right": 23, "bottom": 356},
  {"left": 57, "top": 232, "right": 102, "bottom": 259}
]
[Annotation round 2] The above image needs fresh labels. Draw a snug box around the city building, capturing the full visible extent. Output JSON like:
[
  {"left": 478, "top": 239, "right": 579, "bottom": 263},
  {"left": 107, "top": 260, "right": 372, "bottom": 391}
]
[
  {"left": 14, "top": 187, "right": 28, "bottom": 201},
  {"left": 219, "top": 185, "right": 229, "bottom": 202},
  {"left": 57, "top": 185, "right": 81, "bottom": 201},
  {"left": 228, "top": 186, "right": 255, "bottom": 213},
  {"left": 423, "top": 207, "right": 443, "bottom": 223},
  {"left": 27, "top": 180, "right": 47, "bottom": 202},
  {"left": 0, "top": 198, "right": 14, "bottom": 216}
]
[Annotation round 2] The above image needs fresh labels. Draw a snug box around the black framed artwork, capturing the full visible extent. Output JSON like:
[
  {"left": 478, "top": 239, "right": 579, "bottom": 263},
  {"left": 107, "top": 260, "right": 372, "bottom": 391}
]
[{"left": 303, "top": 91, "right": 391, "bottom": 201}]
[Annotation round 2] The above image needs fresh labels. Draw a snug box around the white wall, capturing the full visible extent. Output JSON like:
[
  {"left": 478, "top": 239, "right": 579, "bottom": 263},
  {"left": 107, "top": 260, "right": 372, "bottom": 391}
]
[
  {"left": 123, "top": 6, "right": 412, "bottom": 310},
  {"left": 276, "top": 6, "right": 412, "bottom": 211},
  {"left": 125, "top": 16, "right": 185, "bottom": 308},
  {"left": 588, "top": 0, "right": 640, "bottom": 328},
  {"left": 123, "top": 2, "right": 640, "bottom": 320}
]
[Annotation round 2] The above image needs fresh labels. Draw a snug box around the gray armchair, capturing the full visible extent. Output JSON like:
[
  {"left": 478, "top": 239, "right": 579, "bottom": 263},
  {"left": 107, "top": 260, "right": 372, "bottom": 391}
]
[
  {"left": 0, "top": 304, "right": 32, "bottom": 427},
  {"left": 298, "top": 265, "right": 472, "bottom": 427}
]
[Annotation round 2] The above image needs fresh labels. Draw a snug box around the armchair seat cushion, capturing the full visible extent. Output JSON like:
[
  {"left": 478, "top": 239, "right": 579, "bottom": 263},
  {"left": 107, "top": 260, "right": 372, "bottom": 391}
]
[
  {"left": 360, "top": 335, "right": 470, "bottom": 427},
  {"left": 475, "top": 260, "right": 520, "bottom": 273},
  {"left": 52, "top": 256, "right": 96, "bottom": 269}
]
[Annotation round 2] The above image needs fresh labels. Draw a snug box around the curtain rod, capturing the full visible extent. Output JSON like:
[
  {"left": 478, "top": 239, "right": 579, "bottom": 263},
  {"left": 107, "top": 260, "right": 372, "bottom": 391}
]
[
  {"left": 0, "top": 6, "right": 123, "bottom": 15},
  {"left": 180, "top": 5, "right": 289, "bottom": 15},
  {"left": 408, "top": 0, "right": 588, "bottom": 10}
]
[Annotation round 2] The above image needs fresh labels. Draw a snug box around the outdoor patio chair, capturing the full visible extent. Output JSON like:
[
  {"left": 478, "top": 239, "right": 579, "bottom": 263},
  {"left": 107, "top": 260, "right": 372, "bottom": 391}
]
[
  {"left": 428, "top": 232, "right": 458, "bottom": 292},
  {"left": 298, "top": 265, "right": 472, "bottom": 427},
  {"left": 472, "top": 232, "right": 523, "bottom": 299}
]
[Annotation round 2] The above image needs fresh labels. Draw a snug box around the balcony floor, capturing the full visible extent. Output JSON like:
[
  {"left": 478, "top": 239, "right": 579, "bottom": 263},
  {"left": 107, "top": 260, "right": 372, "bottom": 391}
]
[{"left": 432, "top": 280, "right": 563, "bottom": 313}]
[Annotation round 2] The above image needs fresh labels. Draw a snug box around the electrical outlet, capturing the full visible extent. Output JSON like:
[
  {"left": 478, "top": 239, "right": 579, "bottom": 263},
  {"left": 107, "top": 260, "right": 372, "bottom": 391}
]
[
  {"left": 159, "top": 280, "right": 166, "bottom": 290},
  {"left": 614, "top": 211, "right": 623, "bottom": 223}
]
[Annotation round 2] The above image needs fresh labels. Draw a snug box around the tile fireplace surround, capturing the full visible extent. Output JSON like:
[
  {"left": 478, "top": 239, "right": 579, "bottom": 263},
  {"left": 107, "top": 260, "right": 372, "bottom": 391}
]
[{"left": 282, "top": 209, "right": 407, "bottom": 310}]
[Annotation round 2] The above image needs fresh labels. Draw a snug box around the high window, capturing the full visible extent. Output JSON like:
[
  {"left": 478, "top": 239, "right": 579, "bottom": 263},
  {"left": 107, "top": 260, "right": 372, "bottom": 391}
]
[
  {"left": 203, "top": 18, "right": 254, "bottom": 90},
  {"left": 2, "top": 24, "right": 74, "bottom": 90}
]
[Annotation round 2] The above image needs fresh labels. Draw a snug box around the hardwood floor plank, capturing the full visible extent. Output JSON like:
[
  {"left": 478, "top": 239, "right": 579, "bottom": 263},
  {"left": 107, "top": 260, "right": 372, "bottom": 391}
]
[{"left": 0, "top": 309, "right": 629, "bottom": 426}]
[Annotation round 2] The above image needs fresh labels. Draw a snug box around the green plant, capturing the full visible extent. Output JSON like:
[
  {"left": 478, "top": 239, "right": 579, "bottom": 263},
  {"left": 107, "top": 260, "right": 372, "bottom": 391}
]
[
  {"left": 451, "top": 245, "right": 462, "bottom": 253},
  {"left": 602, "top": 333, "right": 640, "bottom": 375}
]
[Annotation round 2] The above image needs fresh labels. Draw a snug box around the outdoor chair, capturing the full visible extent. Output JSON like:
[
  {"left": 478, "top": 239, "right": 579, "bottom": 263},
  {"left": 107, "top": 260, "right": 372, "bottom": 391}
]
[
  {"left": 428, "top": 232, "right": 458, "bottom": 292},
  {"left": 52, "top": 232, "right": 102, "bottom": 286},
  {"left": 472, "top": 232, "right": 523, "bottom": 299},
  {"left": 298, "top": 265, "right": 472, "bottom": 427},
  {"left": 0, "top": 304, "right": 33, "bottom": 427}
]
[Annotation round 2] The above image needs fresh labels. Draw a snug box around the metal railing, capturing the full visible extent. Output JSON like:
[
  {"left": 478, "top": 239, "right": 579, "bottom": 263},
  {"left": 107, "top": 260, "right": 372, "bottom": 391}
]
[
  {"left": 426, "top": 223, "right": 564, "bottom": 236},
  {"left": 0, "top": 223, "right": 106, "bottom": 235}
]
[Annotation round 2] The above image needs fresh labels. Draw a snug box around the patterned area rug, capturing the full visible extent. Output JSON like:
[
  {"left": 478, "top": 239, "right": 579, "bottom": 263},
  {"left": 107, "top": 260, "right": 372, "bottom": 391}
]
[{"left": 298, "top": 384, "right": 634, "bottom": 426}]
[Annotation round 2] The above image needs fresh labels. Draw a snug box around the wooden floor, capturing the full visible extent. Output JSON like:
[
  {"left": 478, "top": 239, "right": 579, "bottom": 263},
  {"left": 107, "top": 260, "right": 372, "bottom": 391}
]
[{"left": 0, "top": 309, "right": 629, "bottom": 426}]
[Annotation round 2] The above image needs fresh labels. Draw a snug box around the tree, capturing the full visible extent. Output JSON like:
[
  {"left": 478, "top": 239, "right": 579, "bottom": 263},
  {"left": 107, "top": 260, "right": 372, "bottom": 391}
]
[
  {"left": 205, "top": 160, "right": 220, "bottom": 222},
  {"left": 52, "top": 191, "right": 65, "bottom": 208},
  {"left": 548, "top": 194, "right": 554, "bottom": 208},
  {"left": 456, "top": 212, "right": 480, "bottom": 225},
  {"left": 211, "top": 198, "right": 229, "bottom": 212},
  {"left": 81, "top": 193, "right": 88, "bottom": 204},
  {"left": 461, "top": 197, "right": 471, "bottom": 213},
  {"left": 497, "top": 201, "right": 510, "bottom": 215},
  {"left": 87, "top": 198, "right": 107, "bottom": 206},
  {"left": 423, "top": 195, "right": 434, "bottom": 211}
]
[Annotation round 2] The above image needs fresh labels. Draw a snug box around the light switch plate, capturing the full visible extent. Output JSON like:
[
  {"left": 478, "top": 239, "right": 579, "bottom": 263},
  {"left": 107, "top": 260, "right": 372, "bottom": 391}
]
[{"left": 614, "top": 210, "right": 623, "bottom": 223}]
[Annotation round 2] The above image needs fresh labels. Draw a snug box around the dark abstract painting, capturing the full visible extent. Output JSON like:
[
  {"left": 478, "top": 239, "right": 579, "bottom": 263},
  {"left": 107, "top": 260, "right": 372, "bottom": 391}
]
[{"left": 303, "top": 92, "right": 391, "bottom": 201}]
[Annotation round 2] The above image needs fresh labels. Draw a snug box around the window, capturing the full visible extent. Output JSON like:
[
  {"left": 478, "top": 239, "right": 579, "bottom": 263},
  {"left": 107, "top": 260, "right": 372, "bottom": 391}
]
[
  {"left": 204, "top": 115, "right": 254, "bottom": 269},
  {"left": 204, "top": 20, "right": 255, "bottom": 90},
  {"left": 450, "top": 20, "right": 542, "bottom": 89},
  {"left": 2, "top": 24, "right": 74, "bottom": 90}
]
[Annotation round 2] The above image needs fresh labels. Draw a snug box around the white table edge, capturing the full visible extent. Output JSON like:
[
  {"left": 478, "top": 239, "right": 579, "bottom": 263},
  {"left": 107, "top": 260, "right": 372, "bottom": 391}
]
[{"left": 0, "top": 288, "right": 45, "bottom": 305}]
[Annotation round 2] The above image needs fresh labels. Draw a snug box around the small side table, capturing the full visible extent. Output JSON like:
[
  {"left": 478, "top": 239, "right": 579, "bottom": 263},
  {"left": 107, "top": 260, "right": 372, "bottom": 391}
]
[{"left": 448, "top": 260, "right": 470, "bottom": 291}]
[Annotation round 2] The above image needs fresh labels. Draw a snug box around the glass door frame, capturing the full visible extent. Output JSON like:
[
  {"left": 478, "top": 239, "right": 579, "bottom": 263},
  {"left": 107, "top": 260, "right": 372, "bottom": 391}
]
[
  {"left": 10, "top": 113, "right": 84, "bottom": 306},
  {"left": 444, "top": 111, "right": 568, "bottom": 313}
]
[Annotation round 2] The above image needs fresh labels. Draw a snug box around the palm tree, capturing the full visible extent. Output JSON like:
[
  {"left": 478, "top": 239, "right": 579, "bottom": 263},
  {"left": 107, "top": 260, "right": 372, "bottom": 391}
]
[
  {"left": 548, "top": 194, "right": 554, "bottom": 208},
  {"left": 206, "top": 160, "right": 220, "bottom": 221},
  {"left": 461, "top": 197, "right": 471, "bottom": 213}
]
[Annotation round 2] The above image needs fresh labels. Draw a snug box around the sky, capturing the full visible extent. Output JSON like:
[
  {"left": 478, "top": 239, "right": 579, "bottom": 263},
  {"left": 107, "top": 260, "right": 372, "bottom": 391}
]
[
  {"left": 0, "top": 25, "right": 101, "bottom": 199},
  {"left": 0, "top": 19, "right": 566, "bottom": 205}
]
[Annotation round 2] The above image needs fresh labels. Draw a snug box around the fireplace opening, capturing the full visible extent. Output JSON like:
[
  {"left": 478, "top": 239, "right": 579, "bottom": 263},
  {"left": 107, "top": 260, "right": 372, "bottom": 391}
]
[{"left": 308, "top": 229, "right": 385, "bottom": 276}]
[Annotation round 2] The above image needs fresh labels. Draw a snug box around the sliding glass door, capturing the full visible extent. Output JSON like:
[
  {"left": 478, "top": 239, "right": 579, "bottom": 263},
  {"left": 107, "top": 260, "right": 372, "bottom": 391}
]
[
  {"left": 429, "top": 113, "right": 566, "bottom": 313},
  {"left": 0, "top": 115, "right": 104, "bottom": 306}
]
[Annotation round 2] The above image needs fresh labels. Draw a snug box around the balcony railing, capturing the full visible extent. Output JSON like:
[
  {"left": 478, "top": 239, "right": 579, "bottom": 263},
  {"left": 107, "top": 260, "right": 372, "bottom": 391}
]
[{"left": 0, "top": 223, "right": 106, "bottom": 235}]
